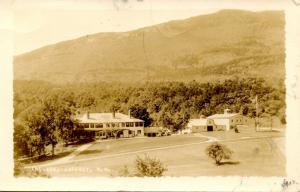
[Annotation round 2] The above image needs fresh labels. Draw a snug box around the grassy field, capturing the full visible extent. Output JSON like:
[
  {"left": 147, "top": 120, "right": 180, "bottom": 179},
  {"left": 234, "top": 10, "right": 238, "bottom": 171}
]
[{"left": 30, "top": 127, "right": 285, "bottom": 177}]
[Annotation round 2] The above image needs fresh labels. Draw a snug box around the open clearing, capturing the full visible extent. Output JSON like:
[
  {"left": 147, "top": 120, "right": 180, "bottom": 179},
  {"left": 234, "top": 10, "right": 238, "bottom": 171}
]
[{"left": 29, "top": 127, "right": 285, "bottom": 177}]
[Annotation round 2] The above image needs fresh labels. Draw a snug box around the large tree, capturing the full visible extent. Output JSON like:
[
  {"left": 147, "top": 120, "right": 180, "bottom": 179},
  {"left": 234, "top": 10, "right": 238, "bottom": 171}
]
[
  {"left": 39, "top": 93, "right": 77, "bottom": 156},
  {"left": 14, "top": 104, "right": 46, "bottom": 157},
  {"left": 129, "top": 104, "right": 152, "bottom": 127}
]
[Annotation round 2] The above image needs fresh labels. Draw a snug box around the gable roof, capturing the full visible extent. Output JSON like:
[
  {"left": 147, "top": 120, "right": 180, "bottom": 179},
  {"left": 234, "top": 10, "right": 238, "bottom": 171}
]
[
  {"left": 75, "top": 112, "right": 144, "bottom": 123},
  {"left": 207, "top": 113, "right": 240, "bottom": 119},
  {"left": 187, "top": 119, "right": 209, "bottom": 127}
]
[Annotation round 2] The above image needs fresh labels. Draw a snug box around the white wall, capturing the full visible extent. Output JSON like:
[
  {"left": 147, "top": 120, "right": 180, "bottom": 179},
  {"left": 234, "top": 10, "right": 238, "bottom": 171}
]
[
  {"left": 130, "top": 127, "right": 144, "bottom": 136},
  {"left": 213, "top": 119, "right": 230, "bottom": 131}
]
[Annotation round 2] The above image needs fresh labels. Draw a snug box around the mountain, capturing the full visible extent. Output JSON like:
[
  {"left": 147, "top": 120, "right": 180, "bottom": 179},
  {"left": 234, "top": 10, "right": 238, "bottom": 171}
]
[{"left": 14, "top": 10, "right": 285, "bottom": 85}]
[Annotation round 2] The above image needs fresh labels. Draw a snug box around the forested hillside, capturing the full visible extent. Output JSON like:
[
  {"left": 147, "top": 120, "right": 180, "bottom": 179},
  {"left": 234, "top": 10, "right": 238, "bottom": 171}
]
[
  {"left": 14, "top": 10, "right": 285, "bottom": 85},
  {"left": 14, "top": 78, "right": 285, "bottom": 129}
]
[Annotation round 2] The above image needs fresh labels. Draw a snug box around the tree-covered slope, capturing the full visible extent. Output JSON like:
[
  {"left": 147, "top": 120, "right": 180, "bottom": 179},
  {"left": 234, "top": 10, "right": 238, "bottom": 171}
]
[{"left": 14, "top": 78, "right": 286, "bottom": 130}]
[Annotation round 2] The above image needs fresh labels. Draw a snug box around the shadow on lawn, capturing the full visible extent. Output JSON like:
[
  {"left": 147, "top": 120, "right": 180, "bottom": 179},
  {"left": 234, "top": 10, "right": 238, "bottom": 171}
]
[
  {"left": 79, "top": 149, "right": 103, "bottom": 155},
  {"left": 36, "top": 151, "right": 74, "bottom": 162},
  {"left": 22, "top": 151, "right": 74, "bottom": 164},
  {"left": 219, "top": 161, "right": 240, "bottom": 166},
  {"left": 68, "top": 138, "right": 95, "bottom": 146}
]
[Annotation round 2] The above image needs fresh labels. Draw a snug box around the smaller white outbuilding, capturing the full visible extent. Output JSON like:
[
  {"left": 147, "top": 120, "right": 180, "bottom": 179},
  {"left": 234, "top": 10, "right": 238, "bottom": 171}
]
[
  {"left": 187, "top": 109, "right": 248, "bottom": 132},
  {"left": 187, "top": 118, "right": 226, "bottom": 132}
]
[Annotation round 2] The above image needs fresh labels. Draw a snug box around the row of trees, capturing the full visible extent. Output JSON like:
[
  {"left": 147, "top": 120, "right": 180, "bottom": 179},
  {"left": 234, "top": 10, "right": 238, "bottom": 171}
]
[
  {"left": 14, "top": 91, "right": 78, "bottom": 158},
  {"left": 14, "top": 78, "right": 285, "bottom": 158}
]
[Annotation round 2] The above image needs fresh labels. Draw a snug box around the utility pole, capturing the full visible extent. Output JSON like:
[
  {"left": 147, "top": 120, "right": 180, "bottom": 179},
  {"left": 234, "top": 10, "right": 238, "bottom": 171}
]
[
  {"left": 255, "top": 95, "right": 258, "bottom": 132},
  {"left": 270, "top": 116, "right": 273, "bottom": 131}
]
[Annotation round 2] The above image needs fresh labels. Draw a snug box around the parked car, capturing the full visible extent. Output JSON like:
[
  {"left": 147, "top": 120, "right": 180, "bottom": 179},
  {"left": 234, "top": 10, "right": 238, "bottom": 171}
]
[
  {"left": 180, "top": 129, "right": 191, "bottom": 134},
  {"left": 164, "top": 129, "right": 172, "bottom": 136},
  {"left": 156, "top": 128, "right": 171, "bottom": 137},
  {"left": 160, "top": 128, "right": 171, "bottom": 136}
]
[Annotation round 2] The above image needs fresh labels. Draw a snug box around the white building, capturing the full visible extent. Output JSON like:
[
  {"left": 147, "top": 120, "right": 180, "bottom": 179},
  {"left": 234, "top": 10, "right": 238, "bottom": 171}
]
[
  {"left": 207, "top": 109, "right": 248, "bottom": 131},
  {"left": 187, "top": 118, "right": 226, "bottom": 132},
  {"left": 75, "top": 111, "right": 144, "bottom": 139},
  {"left": 187, "top": 109, "right": 248, "bottom": 132}
]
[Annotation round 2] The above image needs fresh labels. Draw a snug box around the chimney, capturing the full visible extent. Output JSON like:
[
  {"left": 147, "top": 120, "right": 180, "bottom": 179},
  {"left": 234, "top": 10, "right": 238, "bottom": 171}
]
[
  {"left": 87, "top": 111, "right": 90, "bottom": 119},
  {"left": 112, "top": 110, "right": 115, "bottom": 118},
  {"left": 128, "top": 109, "right": 131, "bottom": 118},
  {"left": 224, "top": 109, "right": 230, "bottom": 114}
]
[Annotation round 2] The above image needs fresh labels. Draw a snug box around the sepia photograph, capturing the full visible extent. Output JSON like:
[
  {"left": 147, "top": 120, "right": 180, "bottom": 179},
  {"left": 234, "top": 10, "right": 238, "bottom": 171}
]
[{"left": 1, "top": 0, "right": 300, "bottom": 191}]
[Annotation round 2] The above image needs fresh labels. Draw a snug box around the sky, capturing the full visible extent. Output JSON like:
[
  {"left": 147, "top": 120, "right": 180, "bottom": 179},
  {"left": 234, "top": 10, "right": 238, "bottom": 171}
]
[{"left": 10, "top": 0, "right": 290, "bottom": 55}]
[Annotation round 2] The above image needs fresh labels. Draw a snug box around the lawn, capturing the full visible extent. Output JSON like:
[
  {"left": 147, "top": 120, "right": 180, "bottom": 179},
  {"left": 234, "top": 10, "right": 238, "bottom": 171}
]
[
  {"left": 32, "top": 128, "right": 285, "bottom": 177},
  {"left": 74, "top": 135, "right": 208, "bottom": 160},
  {"left": 199, "top": 126, "right": 285, "bottom": 141}
]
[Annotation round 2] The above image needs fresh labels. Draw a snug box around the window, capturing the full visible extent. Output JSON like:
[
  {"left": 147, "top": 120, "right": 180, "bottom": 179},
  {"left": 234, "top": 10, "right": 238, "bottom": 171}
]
[
  {"left": 106, "top": 123, "right": 110, "bottom": 128},
  {"left": 135, "top": 122, "right": 139, "bottom": 127},
  {"left": 82, "top": 123, "right": 89, "bottom": 128},
  {"left": 90, "top": 124, "right": 95, "bottom": 128},
  {"left": 122, "top": 123, "right": 126, "bottom": 127},
  {"left": 95, "top": 123, "right": 103, "bottom": 128},
  {"left": 137, "top": 130, "right": 142, "bottom": 135},
  {"left": 126, "top": 122, "right": 133, "bottom": 127}
]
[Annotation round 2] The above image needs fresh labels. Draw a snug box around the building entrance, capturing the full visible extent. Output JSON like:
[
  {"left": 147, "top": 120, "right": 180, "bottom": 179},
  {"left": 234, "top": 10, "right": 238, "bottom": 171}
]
[{"left": 207, "top": 125, "right": 213, "bottom": 131}]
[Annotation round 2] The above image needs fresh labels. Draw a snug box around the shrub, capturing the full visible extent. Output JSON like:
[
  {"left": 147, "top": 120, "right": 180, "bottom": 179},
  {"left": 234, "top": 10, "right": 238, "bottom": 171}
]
[
  {"left": 205, "top": 142, "right": 233, "bottom": 165},
  {"left": 134, "top": 154, "right": 167, "bottom": 177}
]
